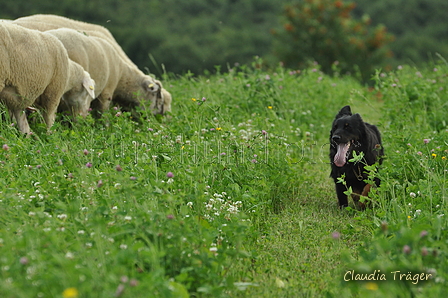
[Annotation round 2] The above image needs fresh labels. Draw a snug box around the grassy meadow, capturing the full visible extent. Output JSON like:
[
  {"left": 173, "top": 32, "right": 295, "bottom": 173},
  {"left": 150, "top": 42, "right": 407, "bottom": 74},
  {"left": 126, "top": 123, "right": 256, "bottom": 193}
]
[{"left": 0, "top": 58, "right": 447, "bottom": 297}]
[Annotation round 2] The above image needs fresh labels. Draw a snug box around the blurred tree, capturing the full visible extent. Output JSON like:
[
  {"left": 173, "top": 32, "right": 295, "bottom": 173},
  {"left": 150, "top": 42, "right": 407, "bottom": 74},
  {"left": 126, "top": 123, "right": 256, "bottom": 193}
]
[
  {"left": 353, "top": 0, "right": 448, "bottom": 66},
  {"left": 1, "top": 0, "right": 288, "bottom": 75},
  {"left": 272, "top": 0, "right": 394, "bottom": 82},
  {"left": 2, "top": 0, "right": 448, "bottom": 76}
]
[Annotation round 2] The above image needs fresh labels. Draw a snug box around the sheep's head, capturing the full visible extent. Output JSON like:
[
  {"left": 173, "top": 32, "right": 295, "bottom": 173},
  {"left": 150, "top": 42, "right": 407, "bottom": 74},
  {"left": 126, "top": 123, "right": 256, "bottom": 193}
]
[
  {"left": 138, "top": 77, "right": 163, "bottom": 115},
  {"left": 61, "top": 71, "right": 95, "bottom": 118},
  {"left": 78, "top": 72, "right": 96, "bottom": 117}
]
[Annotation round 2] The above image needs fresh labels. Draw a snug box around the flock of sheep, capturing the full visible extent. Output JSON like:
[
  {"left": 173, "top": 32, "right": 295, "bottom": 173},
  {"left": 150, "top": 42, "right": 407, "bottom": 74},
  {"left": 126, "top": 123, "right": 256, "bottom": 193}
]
[{"left": 0, "top": 14, "right": 171, "bottom": 134}]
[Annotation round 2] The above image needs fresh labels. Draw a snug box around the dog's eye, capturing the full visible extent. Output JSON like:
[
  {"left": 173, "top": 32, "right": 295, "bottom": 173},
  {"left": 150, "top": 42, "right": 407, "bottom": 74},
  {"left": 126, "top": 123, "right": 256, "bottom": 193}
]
[{"left": 344, "top": 123, "right": 349, "bottom": 128}]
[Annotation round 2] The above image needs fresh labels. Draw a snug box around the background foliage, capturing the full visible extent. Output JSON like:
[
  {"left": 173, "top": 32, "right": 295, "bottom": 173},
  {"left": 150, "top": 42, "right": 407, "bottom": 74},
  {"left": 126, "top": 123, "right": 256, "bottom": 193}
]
[
  {"left": 2, "top": 0, "right": 448, "bottom": 78},
  {"left": 272, "top": 0, "right": 394, "bottom": 82}
]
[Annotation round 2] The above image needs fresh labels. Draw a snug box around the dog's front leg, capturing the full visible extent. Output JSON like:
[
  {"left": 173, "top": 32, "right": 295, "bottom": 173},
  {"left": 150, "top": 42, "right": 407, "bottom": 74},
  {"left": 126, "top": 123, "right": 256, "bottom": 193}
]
[{"left": 335, "top": 182, "right": 349, "bottom": 208}]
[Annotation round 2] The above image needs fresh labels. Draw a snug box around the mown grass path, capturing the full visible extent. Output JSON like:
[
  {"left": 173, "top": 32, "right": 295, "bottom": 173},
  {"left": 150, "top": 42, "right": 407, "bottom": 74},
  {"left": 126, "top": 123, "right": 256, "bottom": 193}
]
[{"left": 228, "top": 98, "right": 383, "bottom": 297}]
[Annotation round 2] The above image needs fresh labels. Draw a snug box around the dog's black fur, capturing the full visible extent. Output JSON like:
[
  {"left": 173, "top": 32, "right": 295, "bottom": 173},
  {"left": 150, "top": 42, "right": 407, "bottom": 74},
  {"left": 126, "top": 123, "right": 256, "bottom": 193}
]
[{"left": 329, "top": 105, "right": 384, "bottom": 208}]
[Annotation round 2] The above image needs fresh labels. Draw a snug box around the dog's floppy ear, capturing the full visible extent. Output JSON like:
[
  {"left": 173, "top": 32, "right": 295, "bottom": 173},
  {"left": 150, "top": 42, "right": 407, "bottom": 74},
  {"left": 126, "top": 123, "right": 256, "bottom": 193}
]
[{"left": 335, "top": 105, "right": 352, "bottom": 119}]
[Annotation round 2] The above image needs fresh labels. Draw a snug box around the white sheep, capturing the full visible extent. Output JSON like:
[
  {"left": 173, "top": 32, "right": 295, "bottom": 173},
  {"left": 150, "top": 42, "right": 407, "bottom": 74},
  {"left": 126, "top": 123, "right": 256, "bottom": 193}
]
[
  {"left": 13, "top": 15, "right": 168, "bottom": 116},
  {"left": 0, "top": 22, "right": 95, "bottom": 133},
  {"left": 41, "top": 27, "right": 162, "bottom": 114},
  {"left": 43, "top": 28, "right": 121, "bottom": 113},
  {"left": 13, "top": 14, "right": 133, "bottom": 66}
]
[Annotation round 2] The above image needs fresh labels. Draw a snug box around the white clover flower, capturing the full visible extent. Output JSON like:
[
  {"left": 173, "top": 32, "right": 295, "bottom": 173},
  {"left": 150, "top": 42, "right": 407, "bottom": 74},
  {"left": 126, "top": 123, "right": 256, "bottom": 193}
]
[
  {"left": 112, "top": 206, "right": 118, "bottom": 210},
  {"left": 410, "top": 192, "right": 416, "bottom": 198},
  {"left": 77, "top": 230, "right": 85, "bottom": 235},
  {"left": 209, "top": 247, "right": 218, "bottom": 252},
  {"left": 120, "top": 244, "right": 128, "bottom": 250},
  {"left": 227, "top": 205, "right": 239, "bottom": 214},
  {"left": 124, "top": 216, "right": 132, "bottom": 221},
  {"left": 57, "top": 214, "right": 67, "bottom": 220},
  {"left": 85, "top": 242, "right": 93, "bottom": 248},
  {"left": 28, "top": 212, "right": 36, "bottom": 216},
  {"left": 186, "top": 202, "right": 193, "bottom": 207}
]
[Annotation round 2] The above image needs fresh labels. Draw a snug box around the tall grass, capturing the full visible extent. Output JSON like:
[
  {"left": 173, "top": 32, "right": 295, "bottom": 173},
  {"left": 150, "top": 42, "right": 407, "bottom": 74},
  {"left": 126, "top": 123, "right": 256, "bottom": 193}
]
[{"left": 0, "top": 58, "right": 446, "bottom": 297}]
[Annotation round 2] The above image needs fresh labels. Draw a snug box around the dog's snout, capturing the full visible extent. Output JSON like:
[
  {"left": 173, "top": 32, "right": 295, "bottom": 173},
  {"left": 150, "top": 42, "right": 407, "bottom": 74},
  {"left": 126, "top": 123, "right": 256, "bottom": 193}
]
[{"left": 332, "top": 135, "right": 341, "bottom": 142}]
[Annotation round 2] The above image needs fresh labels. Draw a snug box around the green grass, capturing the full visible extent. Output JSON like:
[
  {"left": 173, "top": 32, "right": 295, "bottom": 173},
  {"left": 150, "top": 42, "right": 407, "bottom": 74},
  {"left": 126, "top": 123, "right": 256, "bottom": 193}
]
[{"left": 0, "top": 59, "right": 447, "bottom": 297}]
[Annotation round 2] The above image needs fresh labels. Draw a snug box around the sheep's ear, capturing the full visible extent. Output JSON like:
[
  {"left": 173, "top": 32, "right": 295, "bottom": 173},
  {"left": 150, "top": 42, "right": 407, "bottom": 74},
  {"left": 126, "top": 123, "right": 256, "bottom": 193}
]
[
  {"left": 155, "top": 81, "right": 162, "bottom": 99},
  {"left": 82, "top": 72, "right": 96, "bottom": 98},
  {"left": 143, "top": 79, "right": 159, "bottom": 93}
]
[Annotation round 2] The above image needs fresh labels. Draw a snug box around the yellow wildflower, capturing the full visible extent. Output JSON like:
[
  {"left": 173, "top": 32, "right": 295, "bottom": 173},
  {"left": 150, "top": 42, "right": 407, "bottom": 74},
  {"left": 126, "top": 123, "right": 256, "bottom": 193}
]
[
  {"left": 63, "top": 287, "right": 79, "bottom": 298},
  {"left": 365, "top": 282, "right": 378, "bottom": 291},
  {"left": 268, "top": 106, "right": 273, "bottom": 109},
  {"left": 216, "top": 127, "right": 222, "bottom": 131},
  {"left": 191, "top": 98, "right": 197, "bottom": 102},
  {"left": 407, "top": 215, "right": 411, "bottom": 220},
  {"left": 431, "top": 153, "right": 437, "bottom": 158},
  {"left": 442, "top": 156, "right": 446, "bottom": 160}
]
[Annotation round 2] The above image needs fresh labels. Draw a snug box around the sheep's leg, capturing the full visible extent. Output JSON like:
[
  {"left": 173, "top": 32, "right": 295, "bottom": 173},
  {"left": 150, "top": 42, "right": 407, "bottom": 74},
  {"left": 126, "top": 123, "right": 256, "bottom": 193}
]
[
  {"left": 38, "top": 95, "right": 59, "bottom": 132},
  {"left": 1, "top": 88, "right": 31, "bottom": 133},
  {"left": 13, "top": 109, "right": 31, "bottom": 134}
]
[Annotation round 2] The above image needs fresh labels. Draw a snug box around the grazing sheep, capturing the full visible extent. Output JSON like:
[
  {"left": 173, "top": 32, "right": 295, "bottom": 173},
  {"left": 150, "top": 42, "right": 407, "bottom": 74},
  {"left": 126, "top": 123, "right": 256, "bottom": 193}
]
[
  {"left": 0, "top": 22, "right": 95, "bottom": 133},
  {"left": 44, "top": 28, "right": 121, "bottom": 113},
  {"left": 13, "top": 14, "right": 133, "bottom": 66},
  {"left": 13, "top": 15, "right": 168, "bottom": 116},
  {"left": 43, "top": 28, "right": 161, "bottom": 115}
]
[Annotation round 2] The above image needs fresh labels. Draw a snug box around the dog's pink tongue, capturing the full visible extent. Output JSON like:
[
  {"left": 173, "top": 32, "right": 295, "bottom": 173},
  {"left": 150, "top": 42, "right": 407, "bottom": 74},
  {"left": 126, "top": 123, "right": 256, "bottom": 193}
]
[{"left": 334, "top": 143, "right": 349, "bottom": 167}]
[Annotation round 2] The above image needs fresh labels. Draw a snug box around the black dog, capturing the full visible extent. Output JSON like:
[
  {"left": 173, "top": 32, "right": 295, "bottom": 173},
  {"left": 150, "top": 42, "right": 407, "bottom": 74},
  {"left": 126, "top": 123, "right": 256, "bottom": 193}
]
[{"left": 329, "top": 105, "right": 384, "bottom": 208}]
